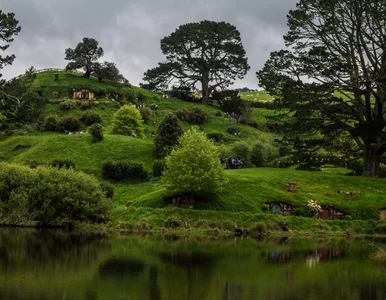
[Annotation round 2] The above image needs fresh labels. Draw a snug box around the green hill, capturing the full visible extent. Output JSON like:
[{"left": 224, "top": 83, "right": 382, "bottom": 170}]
[{"left": 1, "top": 70, "right": 386, "bottom": 233}]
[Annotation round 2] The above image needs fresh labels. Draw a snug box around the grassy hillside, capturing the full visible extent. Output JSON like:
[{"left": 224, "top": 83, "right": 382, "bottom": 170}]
[{"left": 2, "top": 70, "right": 386, "bottom": 231}]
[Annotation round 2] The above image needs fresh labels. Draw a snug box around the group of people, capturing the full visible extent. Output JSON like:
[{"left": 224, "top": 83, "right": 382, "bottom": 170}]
[
  {"left": 216, "top": 111, "right": 240, "bottom": 122},
  {"left": 221, "top": 157, "right": 244, "bottom": 169}
]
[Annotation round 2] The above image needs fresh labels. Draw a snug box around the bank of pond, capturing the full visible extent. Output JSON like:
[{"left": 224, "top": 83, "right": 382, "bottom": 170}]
[{"left": 0, "top": 228, "right": 386, "bottom": 300}]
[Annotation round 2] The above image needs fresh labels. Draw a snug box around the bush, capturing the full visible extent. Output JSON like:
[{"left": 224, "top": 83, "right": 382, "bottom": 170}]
[
  {"left": 139, "top": 107, "right": 153, "bottom": 124},
  {"left": 50, "top": 159, "right": 76, "bottom": 169},
  {"left": 80, "top": 101, "right": 91, "bottom": 109},
  {"left": 0, "top": 163, "right": 111, "bottom": 224},
  {"left": 81, "top": 111, "right": 102, "bottom": 125},
  {"left": 100, "top": 181, "right": 114, "bottom": 199},
  {"left": 374, "top": 224, "right": 386, "bottom": 234},
  {"left": 59, "top": 100, "right": 78, "bottom": 110},
  {"left": 176, "top": 107, "right": 211, "bottom": 125},
  {"left": 44, "top": 115, "right": 59, "bottom": 132},
  {"left": 152, "top": 159, "right": 165, "bottom": 177},
  {"left": 226, "top": 126, "right": 241, "bottom": 134},
  {"left": 102, "top": 160, "right": 148, "bottom": 181},
  {"left": 88, "top": 123, "right": 104, "bottom": 142},
  {"left": 231, "top": 142, "right": 251, "bottom": 166},
  {"left": 57, "top": 117, "right": 81, "bottom": 132},
  {"left": 155, "top": 114, "right": 183, "bottom": 157},
  {"left": 111, "top": 105, "right": 144, "bottom": 138},
  {"left": 250, "top": 141, "right": 280, "bottom": 167}
]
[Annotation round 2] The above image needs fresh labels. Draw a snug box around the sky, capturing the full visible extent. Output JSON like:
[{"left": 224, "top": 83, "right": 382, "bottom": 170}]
[{"left": 1, "top": 0, "right": 298, "bottom": 89}]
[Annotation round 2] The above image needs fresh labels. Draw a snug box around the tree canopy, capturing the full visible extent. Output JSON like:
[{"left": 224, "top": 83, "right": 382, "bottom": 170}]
[
  {"left": 257, "top": 0, "right": 386, "bottom": 177},
  {"left": 65, "top": 37, "right": 104, "bottom": 78},
  {"left": 161, "top": 127, "right": 224, "bottom": 195},
  {"left": 0, "top": 10, "right": 21, "bottom": 81},
  {"left": 143, "top": 20, "right": 250, "bottom": 103},
  {"left": 154, "top": 114, "right": 183, "bottom": 157},
  {"left": 93, "top": 61, "right": 128, "bottom": 83}
]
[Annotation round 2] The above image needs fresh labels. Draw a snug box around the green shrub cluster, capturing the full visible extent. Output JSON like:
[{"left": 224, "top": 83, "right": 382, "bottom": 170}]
[
  {"left": 26, "top": 159, "right": 76, "bottom": 169},
  {"left": 44, "top": 115, "right": 81, "bottom": 132},
  {"left": 0, "top": 163, "right": 112, "bottom": 225},
  {"left": 59, "top": 100, "right": 79, "bottom": 109},
  {"left": 176, "top": 107, "right": 211, "bottom": 124},
  {"left": 88, "top": 123, "right": 104, "bottom": 142},
  {"left": 152, "top": 159, "right": 165, "bottom": 177},
  {"left": 80, "top": 111, "right": 102, "bottom": 125},
  {"left": 102, "top": 160, "right": 148, "bottom": 181}
]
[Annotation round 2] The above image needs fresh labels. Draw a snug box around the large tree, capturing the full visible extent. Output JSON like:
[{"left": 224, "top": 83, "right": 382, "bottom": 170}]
[
  {"left": 0, "top": 10, "right": 21, "bottom": 121},
  {"left": 65, "top": 37, "right": 104, "bottom": 78},
  {"left": 143, "top": 20, "right": 250, "bottom": 103},
  {"left": 92, "top": 61, "right": 128, "bottom": 83},
  {"left": 0, "top": 10, "right": 20, "bottom": 80},
  {"left": 257, "top": 0, "right": 386, "bottom": 177}
]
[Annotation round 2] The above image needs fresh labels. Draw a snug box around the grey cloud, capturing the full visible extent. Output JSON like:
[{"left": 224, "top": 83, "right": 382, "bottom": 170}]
[{"left": 1, "top": 0, "right": 298, "bottom": 88}]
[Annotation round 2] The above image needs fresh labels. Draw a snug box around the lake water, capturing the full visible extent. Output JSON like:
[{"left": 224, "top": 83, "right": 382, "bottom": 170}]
[{"left": 0, "top": 228, "right": 386, "bottom": 300}]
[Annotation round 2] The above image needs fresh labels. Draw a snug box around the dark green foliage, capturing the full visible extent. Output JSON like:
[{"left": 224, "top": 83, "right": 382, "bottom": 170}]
[
  {"left": 256, "top": 0, "right": 386, "bottom": 177},
  {"left": 43, "top": 115, "right": 59, "bottom": 132},
  {"left": 206, "top": 132, "right": 226, "bottom": 142},
  {"left": 65, "top": 37, "right": 104, "bottom": 78},
  {"left": 212, "top": 90, "right": 243, "bottom": 114},
  {"left": 0, "top": 163, "right": 111, "bottom": 225},
  {"left": 50, "top": 158, "right": 76, "bottom": 169},
  {"left": 100, "top": 181, "right": 114, "bottom": 199},
  {"left": 250, "top": 141, "right": 280, "bottom": 167},
  {"left": 168, "top": 86, "right": 198, "bottom": 102},
  {"left": 93, "top": 61, "right": 127, "bottom": 83},
  {"left": 59, "top": 100, "right": 78, "bottom": 110},
  {"left": 226, "top": 126, "right": 240, "bottom": 135},
  {"left": 139, "top": 107, "right": 152, "bottom": 124},
  {"left": 102, "top": 160, "right": 148, "bottom": 181},
  {"left": 231, "top": 142, "right": 250, "bottom": 166},
  {"left": 57, "top": 117, "right": 81, "bottom": 132},
  {"left": 374, "top": 224, "right": 386, "bottom": 234},
  {"left": 176, "top": 107, "right": 211, "bottom": 125},
  {"left": 88, "top": 123, "right": 103, "bottom": 142},
  {"left": 80, "top": 101, "right": 91, "bottom": 109},
  {"left": 143, "top": 20, "right": 250, "bottom": 102},
  {"left": 81, "top": 111, "right": 102, "bottom": 125},
  {"left": 154, "top": 114, "right": 183, "bottom": 157},
  {"left": 0, "top": 10, "right": 21, "bottom": 77},
  {"left": 152, "top": 159, "right": 165, "bottom": 177}
]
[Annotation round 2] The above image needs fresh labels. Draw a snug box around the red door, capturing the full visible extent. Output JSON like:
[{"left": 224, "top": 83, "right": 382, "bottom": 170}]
[{"left": 321, "top": 208, "right": 330, "bottom": 219}]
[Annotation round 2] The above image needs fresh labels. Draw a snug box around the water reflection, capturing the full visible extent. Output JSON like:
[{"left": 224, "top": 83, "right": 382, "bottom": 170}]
[{"left": 0, "top": 228, "right": 386, "bottom": 300}]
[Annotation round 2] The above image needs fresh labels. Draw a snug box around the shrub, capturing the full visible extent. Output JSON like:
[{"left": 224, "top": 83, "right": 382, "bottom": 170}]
[
  {"left": 155, "top": 114, "right": 183, "bottom": 157},
  {"left": 59, "top": 100, "right": 78, "bottom": 110},
  {"left": 152, "top": 159, "right": 165, "bottom": 177},
  {"left": 44, "top": 115, "right": 59, "bottom": 132},
  {"left": 250, "top": 141, "right": 280, "bottom": 167},
  {"left": 80, "top": 101, "right": 91, "bottom": 109},
  {"left": 100, "top": 181, "right": 114, "bottom": 199},
  {"left": 111, "top": 105, "right": 144, "bottom": 138},
  {"left": 81, "top": 111, "right": 102, "bottom": 125},
  {"left": 231, "top": 142, "right": 251, "bottom": 166},
  {"left": 0, "top": 112, "right": 6, "bottom": 129},
  {"left": 374, "top": 224, "right": 386, "bottom": 234},
  {"left": 57, "top": 117, "right": 81, "bottom": 132},
  {"left": 50, "top": 159, "right": 76, "bottom": 169},
  {"left": 226, "top": 126, "right": 241, "bottom": 134},
  {"left": 139, "top": 107, "right": 153, "bottom": 124},
  {"left": 161, "top": 127, "right": 224, "bottom": 195},
  {"left": 88, "top": 123, "right": 104, "bottom": 142},
  {"left": 176, "top": 107, "right": 211, "bottom": 125},
  {"left": 0, "top": 163, "right": 111, "bottom": 224},
  {"left": 102, "top": 160, "right": 148, "bottom": 181}
]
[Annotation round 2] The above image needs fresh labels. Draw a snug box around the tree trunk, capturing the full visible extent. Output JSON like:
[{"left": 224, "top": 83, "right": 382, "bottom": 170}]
[
  {"left": 83, "top": 70, "right": 91, "bottom": 78},
  {"left": 201, "top": 76, "right": 209, "bottom": 104},
  {"left": 363, "top": 142, "right": 382, "bottom": 177}
]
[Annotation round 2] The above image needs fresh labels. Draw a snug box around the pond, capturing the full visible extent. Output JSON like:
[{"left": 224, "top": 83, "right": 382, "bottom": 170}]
[{"left": 0, "top": 228, "right": 386, "bottom": 300}]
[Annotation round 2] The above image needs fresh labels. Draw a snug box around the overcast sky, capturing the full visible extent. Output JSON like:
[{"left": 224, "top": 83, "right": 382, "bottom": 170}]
[{"left": 1, "top": 0, "right": 298, "bottom": 89}]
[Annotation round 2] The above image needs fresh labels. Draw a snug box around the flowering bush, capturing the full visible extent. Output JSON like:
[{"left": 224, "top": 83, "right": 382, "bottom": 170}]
[{"left": 308, "top": 199, "right": 322, "bottom": 215}]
